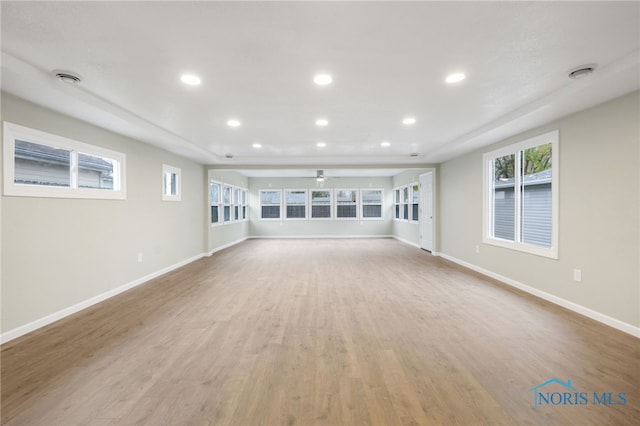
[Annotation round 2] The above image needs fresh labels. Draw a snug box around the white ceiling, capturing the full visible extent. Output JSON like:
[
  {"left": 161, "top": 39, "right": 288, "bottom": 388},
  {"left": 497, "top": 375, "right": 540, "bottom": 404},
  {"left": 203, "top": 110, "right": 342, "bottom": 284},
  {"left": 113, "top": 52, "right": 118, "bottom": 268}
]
[{"left": 2, "top": 1, "right": 639, "bottom": 176}]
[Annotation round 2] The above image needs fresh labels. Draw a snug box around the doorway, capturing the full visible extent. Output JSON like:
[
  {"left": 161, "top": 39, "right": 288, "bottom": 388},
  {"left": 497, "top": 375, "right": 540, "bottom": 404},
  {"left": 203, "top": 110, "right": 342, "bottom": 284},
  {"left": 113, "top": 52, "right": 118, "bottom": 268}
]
[{"left": 419, "top": 171, "right": 434, "bottom": 252}]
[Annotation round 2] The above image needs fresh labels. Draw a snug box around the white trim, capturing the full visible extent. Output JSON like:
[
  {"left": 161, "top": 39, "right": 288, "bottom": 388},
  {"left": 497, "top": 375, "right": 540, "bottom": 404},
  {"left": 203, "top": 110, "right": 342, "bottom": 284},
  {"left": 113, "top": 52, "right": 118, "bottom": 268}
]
[
  {"left": 250, "top": 235, "right": 393, "bottom": 239},
  {"left": 0, "top": 252, "right": 207, "bottom": 345},
  {"left": 482, "top": 129, "right": 559, "bottom": 259},
  {"left": 162, "top": 164, "right": 181, "bottom": 201},
  {"left": 207, "top": 237, "right": 249, "bottom": 255},
  {"left": 392, "top": 235, "right": 421, "bottom": 249},
  {"left": 3, "top": 121, "right": 127, "bottom": 200},
  {"left": 437, "top": 253, "right": 640, "bottom": 338}
]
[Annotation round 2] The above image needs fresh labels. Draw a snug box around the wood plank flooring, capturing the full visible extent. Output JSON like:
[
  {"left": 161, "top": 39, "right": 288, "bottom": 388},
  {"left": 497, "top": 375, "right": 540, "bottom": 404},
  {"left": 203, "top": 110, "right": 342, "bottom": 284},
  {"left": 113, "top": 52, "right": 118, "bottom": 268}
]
[{"left": 2, "top": 238, "right": 639, "bottom": 425}]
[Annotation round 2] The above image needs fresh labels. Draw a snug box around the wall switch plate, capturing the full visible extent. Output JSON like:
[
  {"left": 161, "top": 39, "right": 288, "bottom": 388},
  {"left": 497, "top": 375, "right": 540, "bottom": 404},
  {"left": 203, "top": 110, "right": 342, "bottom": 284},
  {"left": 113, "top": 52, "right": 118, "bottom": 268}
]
[
  {"left": 573, "top": 268, "right": 582, "bottom": 282},
  {"left": 137, "top": 253, "right": 143, "bottom": 263},
  {"left": 475, "top": 245, "right": 480, "bottom": 254}
]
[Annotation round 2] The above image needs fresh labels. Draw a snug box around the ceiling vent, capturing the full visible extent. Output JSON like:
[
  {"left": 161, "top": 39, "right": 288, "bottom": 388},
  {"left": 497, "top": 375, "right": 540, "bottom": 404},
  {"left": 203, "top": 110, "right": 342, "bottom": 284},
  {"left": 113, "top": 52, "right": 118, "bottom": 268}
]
[
  {"left": 410, "top": 153, "right": 420, "bottom": 157},
  {"left": 225, "top": 153, "right": 233, "bottom": 159},
  {"left": 568, "top": 65, "right": 597, "bottom": 79},
  {"left": 53, "top": 70, "right": 82, "bottom": 84}
]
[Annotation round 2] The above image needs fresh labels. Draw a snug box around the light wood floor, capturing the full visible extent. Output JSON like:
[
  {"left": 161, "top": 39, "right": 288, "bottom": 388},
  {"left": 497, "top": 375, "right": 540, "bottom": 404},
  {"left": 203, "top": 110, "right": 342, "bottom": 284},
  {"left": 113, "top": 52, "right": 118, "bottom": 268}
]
[{"left": 2, "top": 238, "right": 639, "bottom": 425}]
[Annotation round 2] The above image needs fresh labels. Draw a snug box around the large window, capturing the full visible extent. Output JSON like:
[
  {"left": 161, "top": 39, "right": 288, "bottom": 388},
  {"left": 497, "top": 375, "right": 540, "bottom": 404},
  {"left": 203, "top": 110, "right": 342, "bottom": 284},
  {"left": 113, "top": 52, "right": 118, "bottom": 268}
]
[
  {"left": 402, "top": 186, "right": 409, "bottom": 220},
  {"left": 361, "top": 189, "right": 383, "bottom": 219},
  {"left": 285, "top": 189, "right": 307, "bottom": 219},
  {"left": 223, "top": 185, "right": 232, "bottom": 222},
  {"left": 260, "top": 190, "right": 282, "bottom": 219},
  {"left": 4, "top": 121, "right": 126, "bottom": 199},
  {"left": 310, "top": 190, "right": 332, "bottom": 220},
  {"left": 483, "top": 130, "right": 558, "bottom": 258},
  {"left": 162, "top": 164, "right": 181, "bottom": 201},
  {"left": 210, "top": 181, "right": 221, "bottom": 224},
  {"left": 336, "top": 189, "right": 358, "bottom": 219},
  {"left": 410, "top": 183, "right": 419, "bottom": 222},
  {"left": 242, "top": 189, "right": 248, "bottom": 220}
]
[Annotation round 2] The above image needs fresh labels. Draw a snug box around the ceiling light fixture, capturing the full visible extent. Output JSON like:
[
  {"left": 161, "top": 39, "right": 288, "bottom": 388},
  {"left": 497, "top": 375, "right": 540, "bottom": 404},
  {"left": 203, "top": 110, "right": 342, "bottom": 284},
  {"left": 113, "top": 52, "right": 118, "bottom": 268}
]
[
  {"left": 227, "top": 119, "right": 241, "bottom": 127},
  {"left": 568, "top": 64, "right": 597, "bottom": 79},
  {"left": 402, "top": 117, "right": 416, "bottom": 125},
  {"left": 316, "top": 169, "right": 325, "bottom": 182},
  {"left": 445, "top": 72, "right": 466, "bottom": 84},
  {"left": 380, "top": 141, "right": 391, "bottom": 147},
  {"left": 315, "top": 119, "right": 329, "bottom": 127},
  {"left": 316, "top": 142, "right": 327, "bottom": 148},
  {"left": 180, "top": 74, "right": 201, "bottom": 86},
  {"left": 53, "top": 70, "right": 81, "bottom": 84},
  {"left": 314, "top": 74, "right": 333, "bottom": 85},
  {"left": 252, "top": 143, "right": 262, "bottom": 149}
]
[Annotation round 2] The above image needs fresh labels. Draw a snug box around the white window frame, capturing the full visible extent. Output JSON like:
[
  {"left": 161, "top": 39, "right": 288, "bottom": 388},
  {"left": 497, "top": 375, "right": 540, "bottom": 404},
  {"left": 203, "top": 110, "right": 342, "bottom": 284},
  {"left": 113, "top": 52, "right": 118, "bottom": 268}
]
[
  {"left": 223, "top": 185, "right": 233, "bottom": 223},
  {"left": 409, "top": 183, "right": 419, "bottom": 222},
  {"left": 482, "top": 130, "right": 559, "bottom": 259},
  {"left": 284, "top": 189, "right": 308, "bottom": 220},
  {"left": 162, "top": 164, "right": 181, "bottom": 201},
  {"left": 360, "top": 189, "right": 384, "bottom": 220},
  {"left": 3, "top": 121, "right": 126, "bottom": 200},
  {"left": 259, "top": 189, "right": 282, "bottom": 220},
  {"left": 242, "top": 189, "right": 248, "bottom": 221},
  {"left": 393, "top": 188, "right": 402, "bottom": 220},
  {"left": 335, "top": 188, "right": 359, "bottom": 220},
  {"left": 234, "top": 187, "right": 242, "bottom": 221},
  {"left": 210, "top": 180, "right": 222, "bottom": 226},
  {"left": 310, "top": 189, "right": 333, "bottom": 220}
]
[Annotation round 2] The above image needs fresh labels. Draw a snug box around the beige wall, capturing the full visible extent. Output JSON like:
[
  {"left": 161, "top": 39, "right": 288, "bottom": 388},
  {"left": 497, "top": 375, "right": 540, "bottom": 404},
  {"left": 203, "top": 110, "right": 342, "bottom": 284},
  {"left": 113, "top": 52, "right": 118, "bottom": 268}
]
[
  {"left": 439, "top": 91, "right": 640, "bottom": 329},
  {"left": 1, "top": 93, "right": 206, "bottom": 334},
  {"left": 249, "top": 176, "right": 393, "bottom": 237}
]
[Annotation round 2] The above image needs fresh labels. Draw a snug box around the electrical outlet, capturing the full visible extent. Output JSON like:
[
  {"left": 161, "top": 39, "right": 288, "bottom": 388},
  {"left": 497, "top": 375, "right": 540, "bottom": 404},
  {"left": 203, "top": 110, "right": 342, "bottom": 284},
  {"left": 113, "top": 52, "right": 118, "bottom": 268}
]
[
  {"left": 573, "top": 269, "right": 582, "bottom": 282},
  {"left": 137, "top": 253, "right": 143, "bottom": 263},
  {"left": 475, "top": 245, "right": 480, "bottom": 254}
]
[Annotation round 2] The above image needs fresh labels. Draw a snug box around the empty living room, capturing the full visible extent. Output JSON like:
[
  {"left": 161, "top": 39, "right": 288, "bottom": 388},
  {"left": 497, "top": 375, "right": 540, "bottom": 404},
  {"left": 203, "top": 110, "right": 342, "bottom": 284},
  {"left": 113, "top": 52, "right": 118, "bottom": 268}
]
[{"left": 1, "top": 1, "right": 639, "bottom": 425}]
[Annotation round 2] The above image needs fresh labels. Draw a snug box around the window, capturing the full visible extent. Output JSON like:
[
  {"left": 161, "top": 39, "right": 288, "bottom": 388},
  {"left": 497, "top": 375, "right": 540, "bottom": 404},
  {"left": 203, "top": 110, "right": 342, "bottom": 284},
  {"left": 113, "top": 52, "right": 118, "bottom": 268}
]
[
  {"left": 361, "top": 189, "right": 383, "bottom": 219},
  {"left": 260, "top": 190, "right": 281, "bottom": 219},
  {"left": 410, "top": 183, "right": 419, "bottom": 222},
  {"left": 402, "top": 186, "right": 409, "bottom": 220},
  {"left": 162, "top": 164, "right": 181, "bottom": 201},
  {"left": 310, "top": 189, "right": 332, "bottom": 220},
  {"left": 336, "top": 189, "right": 358, "bottom": 219},
  {"left": 394, "top": 188, "right": 401, "bottom": 220},
  {"left": 285, "top": 189, "right": 307, "bottom": 219},
  {"left": 234, "top": 188, "right": 241, "bottom": 220},
  {"left": 210, "top": 181, "right": 221, "bottom": 224},
  {"left": 223, "top": 185, "right": 232, "bottom": 222},
  {"left": 4, "top": 121, "right": 126, "bottom": 199},
  {"left": 483, "top": 130, "right": 558, "bottom": 258},
  {"left": 242, "top": 190, "right": 248, "bottom": 220}
]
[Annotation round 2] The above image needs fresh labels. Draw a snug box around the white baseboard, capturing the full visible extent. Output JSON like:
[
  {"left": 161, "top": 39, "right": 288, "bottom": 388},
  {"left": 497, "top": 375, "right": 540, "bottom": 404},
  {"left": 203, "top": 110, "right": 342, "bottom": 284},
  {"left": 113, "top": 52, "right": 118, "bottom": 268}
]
[
  {"left": 249, "top": 235, "right": 393, "bottom": 239},
  {"left": 207, "top": 237, "right": 249, "bottom": 255},
  {"left": 0, "top": 252, "right": 208, "bottom": 345},
  {"left": 392, "top": 235, "right": 421, "bottom": 249},
  {"left": 437, "top": 253, "right": 640, "bottom": 338}
]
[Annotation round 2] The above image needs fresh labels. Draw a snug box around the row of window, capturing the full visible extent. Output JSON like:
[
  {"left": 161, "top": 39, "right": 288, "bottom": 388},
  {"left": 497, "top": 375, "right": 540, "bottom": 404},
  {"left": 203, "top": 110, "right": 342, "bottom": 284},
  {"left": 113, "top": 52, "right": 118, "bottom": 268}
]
[
  {"left": 258, "top": 189, "right": 384, "bottom": 220},
  {"left": 210, "top": 181, "right": 249, "bottom": 224},
  {"left": 393, "top": 184, "right": 420, "bottom": 222}
]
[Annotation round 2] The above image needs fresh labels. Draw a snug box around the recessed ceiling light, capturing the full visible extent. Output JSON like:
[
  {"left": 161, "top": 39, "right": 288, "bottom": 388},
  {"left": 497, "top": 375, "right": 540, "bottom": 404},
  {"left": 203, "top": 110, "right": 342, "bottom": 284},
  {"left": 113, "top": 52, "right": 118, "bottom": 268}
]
[
  {"left": 314, "top": 74, "right": 333, "bottom": 85},
  {"left": 315, "top": 119, "right": 329, "bottom": 127},
  {"left": 402, "top": 117, "right": 416, "bottom": 125},
  {"left": 316, "top": 142, "right": 327, "bottom": 148},
  {"left": 252, "top": 143, "right": 262, "bottom": 149},
  {"left": 227, "top": 119, "right": 241, "bottom": 127},
  {"left": 180, "top": 74, "right": 201, "bottom": 85},
  {"left": 381, "top": 141, "right": 391, "bottom": 147},
  {"left": 445, "top": 72, "right": 466, "bottom": 84}
]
